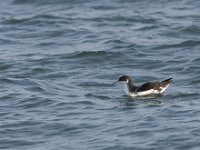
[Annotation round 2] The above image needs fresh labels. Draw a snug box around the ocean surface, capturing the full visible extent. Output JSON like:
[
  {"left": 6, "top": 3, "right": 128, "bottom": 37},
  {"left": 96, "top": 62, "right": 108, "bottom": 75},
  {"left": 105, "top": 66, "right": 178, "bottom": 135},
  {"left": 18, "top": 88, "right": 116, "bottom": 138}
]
[{"left": 0, "top": 0, "right": 200, "bottom": 149}]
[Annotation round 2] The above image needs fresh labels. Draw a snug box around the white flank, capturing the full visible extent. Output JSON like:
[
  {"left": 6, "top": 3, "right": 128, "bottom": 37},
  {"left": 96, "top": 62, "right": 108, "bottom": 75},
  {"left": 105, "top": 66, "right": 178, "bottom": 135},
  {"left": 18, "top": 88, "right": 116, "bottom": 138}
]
[
  {"left": 123, "top": 84, "right": 171, "bottom": 97},
  {"left": 129, "top": 89, "right": 155, "bottom": 97}
]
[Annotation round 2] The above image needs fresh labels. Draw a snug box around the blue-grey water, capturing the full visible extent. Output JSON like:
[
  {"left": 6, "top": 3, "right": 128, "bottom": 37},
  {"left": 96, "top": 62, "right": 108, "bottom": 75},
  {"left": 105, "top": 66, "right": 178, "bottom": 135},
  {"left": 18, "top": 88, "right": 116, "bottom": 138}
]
[{"left": 0, "top": 0, "right": 200, "bottom": 149}]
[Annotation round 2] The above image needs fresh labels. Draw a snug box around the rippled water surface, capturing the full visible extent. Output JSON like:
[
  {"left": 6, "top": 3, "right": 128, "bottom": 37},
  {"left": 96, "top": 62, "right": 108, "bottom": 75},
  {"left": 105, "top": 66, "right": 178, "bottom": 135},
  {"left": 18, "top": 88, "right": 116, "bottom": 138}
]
[{"left": 0, "top": 0, "right": 200, "bottom": 149}]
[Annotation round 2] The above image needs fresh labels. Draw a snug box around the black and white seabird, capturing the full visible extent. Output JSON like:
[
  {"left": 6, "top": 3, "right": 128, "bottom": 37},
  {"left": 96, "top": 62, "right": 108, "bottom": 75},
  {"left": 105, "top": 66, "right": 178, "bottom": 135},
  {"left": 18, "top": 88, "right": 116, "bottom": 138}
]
[{"left": 114, "top": 75, "right": 173, "bottom": 97}]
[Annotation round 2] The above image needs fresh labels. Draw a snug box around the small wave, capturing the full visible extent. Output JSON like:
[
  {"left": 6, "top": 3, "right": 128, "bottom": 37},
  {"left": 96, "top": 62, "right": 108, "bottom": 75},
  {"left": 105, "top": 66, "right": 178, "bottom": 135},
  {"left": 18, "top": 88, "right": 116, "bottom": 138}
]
[
  {"left": 11, "top": 0, "right": 89, "bottom": 5},
  {"left": 191, "top": 57, "right": 200, "bottom": 64},
  {"left": 31, "top": 67, "right": 53, "bottom": 74},
  {"left": 181, "top": 25, "right": 200, "bottom": 35},
  {"left": 0, "top": 78, "right": 22, "bottom": 84},
  {"left": 0, "top": 93, "right": 22, "bottom": 101},
  {"left": 26, "top": 86, "right": 46, "bottom": 93},
  {"left": 86, "top": 15, "right": 158, "bottom": 24},
  {"left": 19, "top": 97, "right": 54, "bottom": 109},
  {"left": 153, "top": 40, "right": 200, "bottom": 49},
  {"left": 104, "top": 39, "right": 126, "bottom": 45},
  {"left": 12, "top": 0, "right": 36, "bottom": 5},
  {"left": 74, "top": 100, "right": 95, "bottom": 106},
  {"left": 85, "top": 93, "right": 111, "bottom": 100},
  {"left": 64, "top": 50, "right": 120, "bottom": 59},
  {"left": 1, "top": 13, "right": 66, "bottom": 26},
  {"left": 28, "top": 57, "right": 55, "bottom": 65},
  {"left": 79, "top": 81, "right": 112, "bottom": 88},
  {"left": 91, "top": 5, "right": 118, "bottom": 10},
  {"left": 135, "top": 25, "right": 159, "bottom": 31},
  {"left": 0, "top": 38, "right": 19, "bottom": 45},
  {"left": 0, "top": 62, "right": 13, "bottom": 71},
  {"left": 169, "top": 91, "right": 199, "bottom": 100},
  {"left": 1, "top": 16, "right": 31, "bottom": 25}
]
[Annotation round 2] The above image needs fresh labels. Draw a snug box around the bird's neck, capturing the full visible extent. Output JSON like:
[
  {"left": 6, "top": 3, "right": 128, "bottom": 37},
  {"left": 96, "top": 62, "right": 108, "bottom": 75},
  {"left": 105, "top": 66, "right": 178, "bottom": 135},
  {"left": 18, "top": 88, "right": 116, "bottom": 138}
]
[{"left": 124, "top": 79, "right": 134, "bottom": 94}]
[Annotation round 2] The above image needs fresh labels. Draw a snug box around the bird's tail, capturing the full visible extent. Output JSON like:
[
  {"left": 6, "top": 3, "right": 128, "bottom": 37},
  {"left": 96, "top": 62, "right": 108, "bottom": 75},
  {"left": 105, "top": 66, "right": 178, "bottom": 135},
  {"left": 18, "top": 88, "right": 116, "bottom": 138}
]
[{"left": 161, "top": 78, "right": 173, "bottom": 86}]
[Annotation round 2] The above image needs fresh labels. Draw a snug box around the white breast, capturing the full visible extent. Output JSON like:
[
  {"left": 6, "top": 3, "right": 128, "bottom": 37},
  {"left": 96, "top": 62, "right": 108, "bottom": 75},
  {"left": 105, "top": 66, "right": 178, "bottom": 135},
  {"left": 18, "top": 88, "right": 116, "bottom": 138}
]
[{"left": 124, "top": 83, "right": 130, "bottom": 95}]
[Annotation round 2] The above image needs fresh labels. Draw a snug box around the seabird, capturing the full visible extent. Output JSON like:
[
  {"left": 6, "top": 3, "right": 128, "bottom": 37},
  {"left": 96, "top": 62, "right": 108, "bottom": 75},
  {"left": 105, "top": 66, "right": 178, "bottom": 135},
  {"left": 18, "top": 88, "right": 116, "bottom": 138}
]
[{"left": 113, "top": 75, "right": 173, "bottom": 97}]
